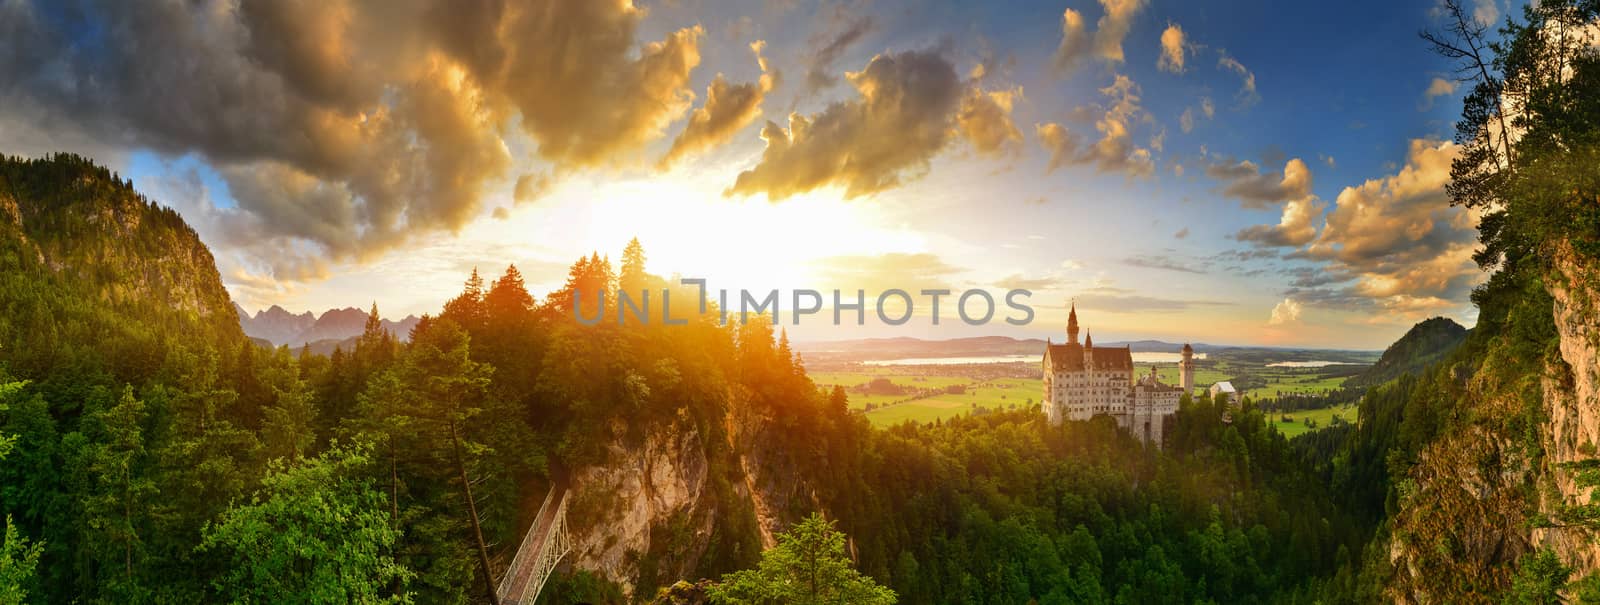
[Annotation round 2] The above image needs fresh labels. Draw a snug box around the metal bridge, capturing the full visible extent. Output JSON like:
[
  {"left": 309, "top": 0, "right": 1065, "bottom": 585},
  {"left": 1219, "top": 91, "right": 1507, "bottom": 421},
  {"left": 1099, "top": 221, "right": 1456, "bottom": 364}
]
[{"left": 496, "top": 478, "right": 572, "bottom": 605}]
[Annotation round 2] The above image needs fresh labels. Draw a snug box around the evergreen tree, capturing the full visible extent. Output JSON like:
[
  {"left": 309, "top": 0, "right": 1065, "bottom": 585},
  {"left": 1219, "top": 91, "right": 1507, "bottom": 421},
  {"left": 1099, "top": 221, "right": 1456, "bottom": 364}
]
[
  {"left": 619, "top": 237, "right": 649, "bottom": 296},
  {"left": 200, "top": 442, "right": 411, "bottom": 604},
  {"left": 80, "top": 386, "right": 156, "bottom": 598},
  {"left": 0, "top": 382, "right": 41, "bottom": 605},
  {"left": 363, "top": 320, "right": 499, "bottom": 604},
  {"left": 709, "top": 513, "right": 896, "bottom": 605},
  {"left": 262, "top": 376, "right": 318, "bottom": 463}
]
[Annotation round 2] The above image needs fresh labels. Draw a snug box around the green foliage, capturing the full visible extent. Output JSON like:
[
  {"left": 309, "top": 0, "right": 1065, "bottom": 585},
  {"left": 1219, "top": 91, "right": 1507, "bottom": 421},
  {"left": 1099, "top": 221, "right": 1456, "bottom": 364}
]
[
  {"left": 0, "top": 386, "right": 41, "bottom": 605},
  {"left": 709, "top": 513, "right": 896, "bottom": 605},
  {"left": 1504, "top": 549, "right": 1570, "bottom": 605},
  {"left": 1344, "top": 318, "right": 1468, "bottom": 388},
  {"left": 200, "top": 442, "right": 411, "bottom": 604},
  {"left": 0, "top": 515, "right": 42, "bottom": 605}
]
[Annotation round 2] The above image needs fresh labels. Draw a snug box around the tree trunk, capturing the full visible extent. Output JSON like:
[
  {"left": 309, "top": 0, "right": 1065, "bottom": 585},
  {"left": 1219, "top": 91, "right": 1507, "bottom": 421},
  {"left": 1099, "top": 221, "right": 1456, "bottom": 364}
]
[{"left": 449, "top": 420, "right": 500, "bottom": 605}]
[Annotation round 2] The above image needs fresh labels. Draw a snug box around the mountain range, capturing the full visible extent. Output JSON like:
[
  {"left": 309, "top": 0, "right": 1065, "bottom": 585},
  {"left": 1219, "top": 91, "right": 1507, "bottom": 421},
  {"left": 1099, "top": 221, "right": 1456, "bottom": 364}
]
[
  {"left": 234, "top": 303, "right": 421, "bottom": 347},
  {"left": 790, "top": 335, "right": 1375, "bottom": 360}
]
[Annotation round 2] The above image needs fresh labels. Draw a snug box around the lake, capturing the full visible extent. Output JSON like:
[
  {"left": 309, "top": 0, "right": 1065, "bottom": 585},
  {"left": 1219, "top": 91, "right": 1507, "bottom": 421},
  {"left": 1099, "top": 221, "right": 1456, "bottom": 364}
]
[
  {"left": 863, "top": 351, "right": 1208, "bottom": 366},
  {"left": 1266, "top": 360, "right": 1362, "bottom": 368}
]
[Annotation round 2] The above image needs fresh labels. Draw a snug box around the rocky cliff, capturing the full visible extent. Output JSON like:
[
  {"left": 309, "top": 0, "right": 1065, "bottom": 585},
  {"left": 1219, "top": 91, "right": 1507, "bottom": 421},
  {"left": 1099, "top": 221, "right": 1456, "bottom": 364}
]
[
  {"left": 1384, "top": 245, "right": 1600, "bottom": 603},
  {"left": 562, "top": 395, "right": 818, "bottom": 600},
  {"left": 1534, "top": 244, "right": 1600, "bottom": 575}
]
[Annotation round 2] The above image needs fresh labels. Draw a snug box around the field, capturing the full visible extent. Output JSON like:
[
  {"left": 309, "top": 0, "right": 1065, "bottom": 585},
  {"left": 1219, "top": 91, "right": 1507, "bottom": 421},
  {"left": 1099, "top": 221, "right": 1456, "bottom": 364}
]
[
  {"left": 1268, "top": 404, "right": 1359, "bottom": 438},
  {"left": 809, "top": 347, "right": 1378, "bottom": 432}
]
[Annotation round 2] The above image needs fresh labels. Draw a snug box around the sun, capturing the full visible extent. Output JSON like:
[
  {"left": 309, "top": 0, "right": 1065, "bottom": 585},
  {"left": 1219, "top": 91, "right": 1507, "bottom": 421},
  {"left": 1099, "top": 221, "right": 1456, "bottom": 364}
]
[{"left": 493, "top": 171, "right": 928, "bottom": 293}]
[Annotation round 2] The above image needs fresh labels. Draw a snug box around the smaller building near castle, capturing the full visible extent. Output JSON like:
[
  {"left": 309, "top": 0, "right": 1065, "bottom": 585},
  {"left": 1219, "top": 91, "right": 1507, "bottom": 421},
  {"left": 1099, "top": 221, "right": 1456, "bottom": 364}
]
[{"left": 1041, "top": 304, "right": 1192, "bottom": 446}]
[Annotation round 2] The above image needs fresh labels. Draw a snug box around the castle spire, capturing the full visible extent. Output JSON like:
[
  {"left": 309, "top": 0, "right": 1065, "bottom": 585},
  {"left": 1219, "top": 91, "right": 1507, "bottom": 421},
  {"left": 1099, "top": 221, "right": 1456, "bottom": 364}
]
[
  {"left": 1084, "top": 329, "right": 1093, "bottom": 348},
  {"left": 1067, "top": 300, "right": 1080, "bottom": 344}
]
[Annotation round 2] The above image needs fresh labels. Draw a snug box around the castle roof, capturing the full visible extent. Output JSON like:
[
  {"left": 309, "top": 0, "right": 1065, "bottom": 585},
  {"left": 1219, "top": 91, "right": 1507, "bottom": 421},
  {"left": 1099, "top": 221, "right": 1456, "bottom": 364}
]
[
  {"left": 1137, "top": 373, "right": 1184, "bottom": 392},
  {"left": 1044, "top": 342, "right": 1134, "bottom": 372}
]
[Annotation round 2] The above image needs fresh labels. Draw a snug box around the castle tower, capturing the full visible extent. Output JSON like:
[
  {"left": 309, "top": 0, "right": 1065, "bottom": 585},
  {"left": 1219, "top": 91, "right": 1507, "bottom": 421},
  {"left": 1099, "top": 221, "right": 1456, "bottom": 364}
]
[
  {"left": 1083, "top": 329, "right": 1094, "bottom": 369},
  {"left": 1179, "top": 343, "right": 1195, "bottom": 392},
  {"left": 1067, "top": 301, "right": 1080, "bottom": 344}
]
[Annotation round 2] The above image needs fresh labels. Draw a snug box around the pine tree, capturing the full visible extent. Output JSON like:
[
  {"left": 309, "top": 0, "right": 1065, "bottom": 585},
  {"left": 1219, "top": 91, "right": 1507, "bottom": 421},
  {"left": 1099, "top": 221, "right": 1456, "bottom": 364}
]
[
  {"left": 363, "top": 320, "right": 499, "bottom": 604},
  {"left": 82, "top": 386, "right": 156, "bottom": 595},
  {"left": 200, "top": 442, "right": 410, "bottom": 603},
  {"left": 619, "top": 237, "right": 649, "bottom": 295},
  {"left": 709, "top": 513, "right": 896, "bottom": 605},
  {"left": 443, "top": 270, "right": 489, "bottom": 334},
  {"left": 0, "top": 383, "right": 41, "bottom": 605},
  {"left": 262, "top": 377, "right": 318, "bottom": 463},
  {"left": 485, "top": 265, "right": 535, "bottom": 325}
]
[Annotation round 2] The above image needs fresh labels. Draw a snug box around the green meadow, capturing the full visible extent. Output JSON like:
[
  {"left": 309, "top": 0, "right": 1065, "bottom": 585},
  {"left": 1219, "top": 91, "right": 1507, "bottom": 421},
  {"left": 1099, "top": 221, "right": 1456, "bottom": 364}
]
[
  {"left": 813, "top": 350, "right": 1375, "bottom": 432},
  {"left": 1268, "top": 404, "right": 1360, "bottom": 438}
]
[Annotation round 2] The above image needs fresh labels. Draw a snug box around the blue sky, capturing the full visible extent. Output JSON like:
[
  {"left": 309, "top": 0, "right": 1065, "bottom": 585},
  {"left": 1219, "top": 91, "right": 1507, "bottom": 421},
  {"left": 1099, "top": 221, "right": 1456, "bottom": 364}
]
[{"left": 0, "top": 0, "right": 1501, "bottom": 348}]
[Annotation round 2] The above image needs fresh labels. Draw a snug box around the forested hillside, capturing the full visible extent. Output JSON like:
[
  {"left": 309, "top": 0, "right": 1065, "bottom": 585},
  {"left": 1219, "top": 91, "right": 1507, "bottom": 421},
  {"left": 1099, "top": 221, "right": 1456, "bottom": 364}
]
[{"left": 1343, "top": 317, "right": 1467, "bottom": 389}]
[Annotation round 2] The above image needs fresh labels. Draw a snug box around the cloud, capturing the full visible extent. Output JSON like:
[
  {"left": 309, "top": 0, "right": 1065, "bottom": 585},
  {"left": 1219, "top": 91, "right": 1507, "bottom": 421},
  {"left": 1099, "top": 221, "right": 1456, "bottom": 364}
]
[
  {"left": 810, "top": 252, "right": 968, "bottom": 293},
  {"left": 0, "top": 0, "right": 708, "bottom": 281},
  {"left": 727, "top": 48, "right": 1016, "bottom": 200},
  {"left": 1036, "top": 74, "right": 1155, "bottom": 178},
  {"left": 1178, "top": 96, "right": 1214, "bottom": 134},
  {"left": 1424, "top": 77, "right": 1458, "bottom": 99},
  {"left": 1123, "top": 254, "right": 1206, "bottom": 274},
  {"left": 1217, "top": 51, "right": 1260, "bottom": 107},
  {"left": 1072, "top": 288, "right": 1232, "bottom": 312},
  {"left": 1268, "top": 298, "right": 1302, "bottom": 325},
  {"left": 513, "top": 172, "right": 552, "bottom": 205},
  {"left": 1158, "top": 23, "right": 1187, "bottom": 73},
  {"left": 1037, "top": 123, "right": 1083, "bottom": 173},
  {"left": 1291, "top": 139, "right": 1483, "bottom": 317},
  {"left": 1235, "top": 196, "right": 1324, "bottom": 247},
  {"left": 660, "top": 41, "right": 776, "bottom": 168},
  {"left": 958, "top": 87, "right": 1025, "bottom": 157},
  {"left": 1471, "top": 0, "right": 1499, "bottom": 25},
  {"left": 1174, "top": 227, "right": 1190, "bottom": 239},
  {"left": 1206, "top": 157, "right": 1313, "bottom": 208},
  {"left": 803, "top": 12, "right": 877, "bottom": 94},
  {"left": 1052, "top": 0, "right": 1147, "bottom": 74},
  {"left": 996, "top": 273, "right": 1059, "bottom": 291},
  {"left": 1422, "top": 77, "right": 1458, "bottom": 108}
]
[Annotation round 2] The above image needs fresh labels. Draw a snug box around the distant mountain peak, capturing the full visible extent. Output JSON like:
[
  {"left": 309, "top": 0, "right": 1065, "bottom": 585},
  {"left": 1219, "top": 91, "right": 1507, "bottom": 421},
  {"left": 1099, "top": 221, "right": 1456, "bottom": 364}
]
[
  {"left": 237, "top": 304, "right": 421, "bottom": 347},
  {"left": 1346, "top": 317, "right": 1468, "bottom": 388}
]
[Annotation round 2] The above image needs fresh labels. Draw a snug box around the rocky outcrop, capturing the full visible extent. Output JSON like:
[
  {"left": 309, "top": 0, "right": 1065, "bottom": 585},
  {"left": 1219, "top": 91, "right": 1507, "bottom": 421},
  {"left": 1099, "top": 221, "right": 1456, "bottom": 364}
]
[
  {"left": 562, "top": 396, "right": 821, "bottom": 600},
  {"left": 568, "top": 416, "right": 718, "bottom": 598},
  {"left": 1534, "top": 243, "right": 1600, "bottom": 576},
  {"left": 1385, "top": 245, "right": 1600, "bottom": 602}
]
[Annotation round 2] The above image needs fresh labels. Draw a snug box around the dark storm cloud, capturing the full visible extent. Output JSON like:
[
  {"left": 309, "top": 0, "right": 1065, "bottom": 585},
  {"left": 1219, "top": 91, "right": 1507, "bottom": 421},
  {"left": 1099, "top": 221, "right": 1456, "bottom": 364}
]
[{"left": 0, "top": 0, "right": 706, "bottom": 278}]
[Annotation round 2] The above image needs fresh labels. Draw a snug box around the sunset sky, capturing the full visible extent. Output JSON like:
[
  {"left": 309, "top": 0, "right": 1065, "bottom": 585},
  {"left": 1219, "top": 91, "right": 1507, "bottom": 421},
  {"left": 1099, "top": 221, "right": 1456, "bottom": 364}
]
[{"left": 0, "top": 0, "right": 1496, "bottom": 349}]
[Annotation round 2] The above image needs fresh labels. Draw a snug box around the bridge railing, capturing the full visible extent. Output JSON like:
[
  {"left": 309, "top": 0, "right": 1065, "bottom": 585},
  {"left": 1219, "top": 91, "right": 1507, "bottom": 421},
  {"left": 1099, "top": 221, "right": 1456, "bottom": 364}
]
[{"left": 496, "top": 482, "right": 570, "bottom": 604}]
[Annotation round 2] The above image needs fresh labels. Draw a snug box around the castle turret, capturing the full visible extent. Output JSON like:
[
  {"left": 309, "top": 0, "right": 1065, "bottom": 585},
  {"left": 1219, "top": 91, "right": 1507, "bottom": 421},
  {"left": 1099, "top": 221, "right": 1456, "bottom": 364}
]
[
  {"left": 1067, "top": 301, "right": 1080, "bottom": 344},
  {"left": 1083, "top": 329, "right": 1094, "bottom": 369},
  {"left": 1179, "top": 343, "right": 1195, "bottom": 392}
]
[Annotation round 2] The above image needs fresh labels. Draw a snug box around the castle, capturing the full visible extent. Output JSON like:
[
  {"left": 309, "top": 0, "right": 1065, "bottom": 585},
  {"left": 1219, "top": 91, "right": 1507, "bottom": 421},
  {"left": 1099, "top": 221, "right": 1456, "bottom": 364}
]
[{"left": 1041, "top": 304, "right": 1194, "bottom": 446}]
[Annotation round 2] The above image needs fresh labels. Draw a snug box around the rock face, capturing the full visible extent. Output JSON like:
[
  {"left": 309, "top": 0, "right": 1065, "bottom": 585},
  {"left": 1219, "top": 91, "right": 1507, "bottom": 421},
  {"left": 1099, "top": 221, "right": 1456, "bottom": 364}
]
[
  {"left": 1385, "top": 245, "right": 1600, "bottom": 602},
  {"left": 568, "top": 417, "right": 716, "bottom": 598},
  {"left": 1535, "top": 244, "right": 1600, "bottom": 575},
  {"left": 563, "top": 400, "right": 815, "bottom": 600}
]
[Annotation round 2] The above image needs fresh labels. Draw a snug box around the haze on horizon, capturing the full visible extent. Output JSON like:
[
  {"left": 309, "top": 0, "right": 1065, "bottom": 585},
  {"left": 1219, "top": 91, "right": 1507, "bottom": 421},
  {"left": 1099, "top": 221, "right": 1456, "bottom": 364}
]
[{"left": 0, "top": 0, "right": 1490, "bottom": 350}]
